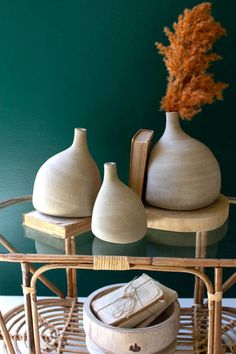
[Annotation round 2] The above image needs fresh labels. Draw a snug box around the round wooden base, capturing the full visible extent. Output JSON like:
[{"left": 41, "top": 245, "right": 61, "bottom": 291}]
[{"left": 145, "top": 194, "right": 229, "bottom": 233}]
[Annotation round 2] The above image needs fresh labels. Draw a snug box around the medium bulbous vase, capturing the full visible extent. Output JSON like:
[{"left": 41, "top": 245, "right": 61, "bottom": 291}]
[
  {"left": 92, "top": 162, "right": 147, "bottom": 244},
  {"left": 145, "top": 112, "right": 221, "bottom": 210},
  {"left": 32, "top": 128, "right": 101, "bottom": 217}
]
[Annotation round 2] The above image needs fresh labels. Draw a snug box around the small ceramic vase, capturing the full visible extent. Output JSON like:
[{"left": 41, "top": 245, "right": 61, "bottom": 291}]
[
  {"left": 92, "top": 162, "right": 147, "bottom": 244},
  {"left": 32, "top": 128, "right": 101, "bottom": 217},
  {"left": 145, "top": 112, "right": 221, "bottom": 210}
]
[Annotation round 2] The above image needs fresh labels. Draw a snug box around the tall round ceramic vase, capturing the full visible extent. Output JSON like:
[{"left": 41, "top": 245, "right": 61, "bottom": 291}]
[
  {"left": 92, "top": 162, "right": 147, "bottom": 244},
  {"left": 145, "top": 112, "right": 221, "bottom": 210},
  {"left": 32, "top": 128, "right": 101, "bottom": 217}
]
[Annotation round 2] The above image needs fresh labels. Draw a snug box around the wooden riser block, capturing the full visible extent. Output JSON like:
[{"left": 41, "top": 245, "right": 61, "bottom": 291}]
[{"left": 23, "top": 210, "right": 91, "bottom": 238}]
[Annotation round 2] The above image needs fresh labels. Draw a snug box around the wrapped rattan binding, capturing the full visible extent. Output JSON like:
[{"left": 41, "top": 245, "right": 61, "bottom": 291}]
[
  {"left": 93, "top": 256, "right": 130, "bottom": 270},
  {"left": 208, "top": 291, "right": 223, "bottom": 303},
  {"left": 21, "top": 285, "right": 36, "bottom": 295}
]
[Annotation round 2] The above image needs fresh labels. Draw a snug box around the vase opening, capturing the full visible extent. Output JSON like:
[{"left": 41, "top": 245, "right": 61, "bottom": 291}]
[
  {"left": 75, "top": 127, "right": 87, "bottom": 133},
  {"left": 104, "top": 162, "right": 117, "bottom": 180},
  {"left": 105, "top": 162, "right": 116, "bottom": 166},
  {"left": 72, "top": 128, "right": 89, "bottom": 151},
  {"left": 166, "top": 111, "right": 178, "bottom": 115},
  {"left": 163, "top": 112, "right": 188, "bottom": 140},
  {"left": 74, "top": 127, "right": 87, "bottom": 137},
  {"left": 165, "top": 112, "right": 179, "bottom": 121}
]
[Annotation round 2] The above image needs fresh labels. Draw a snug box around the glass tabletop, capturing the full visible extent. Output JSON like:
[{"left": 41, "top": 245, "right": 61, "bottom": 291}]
[
  {"left": 0, "top": 197, "right": 235, "bottom": 260},
  {"left": 0, "top": 197, "right": 235, "bottom": 297}
]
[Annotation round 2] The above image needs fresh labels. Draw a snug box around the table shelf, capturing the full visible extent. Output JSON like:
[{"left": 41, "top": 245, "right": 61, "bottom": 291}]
[{"left": 2, "top": 298, "right": 236, "bottom": 353}]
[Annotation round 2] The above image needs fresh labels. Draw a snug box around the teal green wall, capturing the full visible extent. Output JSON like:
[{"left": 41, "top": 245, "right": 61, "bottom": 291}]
[{"left": 0, "top": 0, "right": 235, "bottom": 296}]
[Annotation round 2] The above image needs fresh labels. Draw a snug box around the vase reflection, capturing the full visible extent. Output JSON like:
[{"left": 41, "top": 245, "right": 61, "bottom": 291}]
[
  {"left": 147, "top": 220, "right": 228, "bottom": 247},
  {"left": 92, "top": 236, "right": 147, "bottom": 257},
  {"left": 146, "top": 220, "right": 228, "bottom": 258},
  {"left": 23, "top": 221, "right": 228, "bottom": 259}
]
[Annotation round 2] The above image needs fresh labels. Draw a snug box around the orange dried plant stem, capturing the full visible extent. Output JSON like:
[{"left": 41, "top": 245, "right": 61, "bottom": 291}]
[{"left": 156, "top": 2, "right": 228, "bottom": 120}]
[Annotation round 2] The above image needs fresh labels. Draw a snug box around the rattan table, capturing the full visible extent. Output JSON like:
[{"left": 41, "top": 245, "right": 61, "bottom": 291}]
[{"left": 0, "top": 196, "right": 236, "bottom": 354}]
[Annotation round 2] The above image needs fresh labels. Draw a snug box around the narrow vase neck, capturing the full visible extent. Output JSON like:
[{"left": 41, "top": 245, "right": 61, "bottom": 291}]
[
  {"left": 71, "top": 128, "right": 89, "bottom": 152},
  {"left": 163, "top": 112, "right": 188, "bottom": 140},
  {"left": 104, "top": 162, "right": 118, "bottom": 181}
]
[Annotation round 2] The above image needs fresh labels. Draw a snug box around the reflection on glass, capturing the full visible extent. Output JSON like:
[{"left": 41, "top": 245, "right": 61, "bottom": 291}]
[
  {"left": 23, "top": 226, "right": 64, "bottom": 253},
  {"left": 35, "top": 240, "right": 64, "bottom": 254},
  {"left": 23, "top": 220, "right": 228, "bottom": 259},
  {"left": 75, "top": 232, "right": 93, "bottom": 255},
  {"left": 146, "top": 220, "right": 228, "bottom": 258},
  {"left": 146, "top": 220, "right": 228, "bottom": 247},
  {"left": 147, "top": 241, "right": 218, "bottom": 258},
  {"left": 23, "top": 226, "right": 93, "bottom": 255},
  {"left": 92, "top": 236, "right": 147, "bottom": 256}
]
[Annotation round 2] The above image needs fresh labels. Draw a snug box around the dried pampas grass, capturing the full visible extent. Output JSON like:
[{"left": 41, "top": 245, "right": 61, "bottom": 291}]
[{"left": 156, "top": 2, "right": 228, "bottom": 120}]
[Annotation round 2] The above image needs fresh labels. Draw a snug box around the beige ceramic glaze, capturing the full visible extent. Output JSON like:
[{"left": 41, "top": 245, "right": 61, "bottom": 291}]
[
  {"left": 145, "top": 112, "right": 221, "bottom": 210},
  {"left": 32, "top": 128, "right": 101, "bottom": 217},
  {"left": 92, "top": 162, "right": 147, "bottom": 244},
  {"left": 83, "top": 284, "right": 180, "bottom": 354}
]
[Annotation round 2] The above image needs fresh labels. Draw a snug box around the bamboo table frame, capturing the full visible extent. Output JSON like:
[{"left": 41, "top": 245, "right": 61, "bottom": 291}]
[
  {"left": 0, "top": 253, "right": 236, "bottom": 353},
  {"left": 0, "top": 196, "right": 236, "bottom": 353}
]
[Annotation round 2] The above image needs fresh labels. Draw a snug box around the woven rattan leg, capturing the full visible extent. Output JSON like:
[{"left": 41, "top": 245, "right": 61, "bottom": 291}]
[
  {"left": 207, "top": 296, "right": 215, "bottom": 354},
  {"left": 213, "top": 267, "right": 223, "bottom": 354},
  {"left": 30, "top": 287, "right": 41, "bottom": 354},
  {"left": 194, "top": 231, "right": 208, "bottom": 304},
  {"left": 0, "top": 311, "right": 15, "bottom": 354},
  {"left": 65, "top": 237, "right": 77, "bottom": 298},
  {"left": 70, "top": 236, "right": 77, "bottom": 297},
  {"left": 21, "top": 262, "right": 36, "bottom": 354}
]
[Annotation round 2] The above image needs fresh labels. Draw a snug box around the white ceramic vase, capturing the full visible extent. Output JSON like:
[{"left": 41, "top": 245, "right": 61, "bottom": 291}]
[
  {"left": 32, "top": 128, "right": 101, "bottom": 217},
  {"left": 92, "top": 162, "right": 147, "bottom": 244},
  {"left": 145, "top": 112, "right": 221, "bottom": 210}
]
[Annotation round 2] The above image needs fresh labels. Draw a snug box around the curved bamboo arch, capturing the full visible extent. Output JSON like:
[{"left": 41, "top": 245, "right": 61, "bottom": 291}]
[
  {"left": 28, "top": 260, "right": 215, "bottom": 354},
  {"left": 29, "top": 261, "right": 214, "bottom": 295}
]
